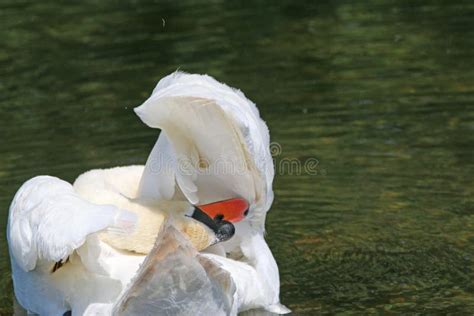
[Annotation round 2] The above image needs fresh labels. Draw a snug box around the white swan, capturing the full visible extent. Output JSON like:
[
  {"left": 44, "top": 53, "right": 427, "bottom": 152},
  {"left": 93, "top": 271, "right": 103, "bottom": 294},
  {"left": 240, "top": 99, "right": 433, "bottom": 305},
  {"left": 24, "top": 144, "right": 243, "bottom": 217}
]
[{"left": 7, "top": 72, "right": 290, "bottom": 315}]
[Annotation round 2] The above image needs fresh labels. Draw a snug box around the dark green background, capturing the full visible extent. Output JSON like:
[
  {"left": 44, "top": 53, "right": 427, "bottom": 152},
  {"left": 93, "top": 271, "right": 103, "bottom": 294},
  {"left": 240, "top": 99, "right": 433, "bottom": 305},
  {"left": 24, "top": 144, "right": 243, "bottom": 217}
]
[{"left": 1, "top": 0, "right": 474, "bottom": 314}]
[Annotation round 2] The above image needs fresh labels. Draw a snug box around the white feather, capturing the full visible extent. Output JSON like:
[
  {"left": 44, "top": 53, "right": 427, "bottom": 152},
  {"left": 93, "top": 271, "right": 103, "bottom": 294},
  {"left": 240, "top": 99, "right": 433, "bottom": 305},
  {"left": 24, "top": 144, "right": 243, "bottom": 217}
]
[
  {"left": 136, "top": 72, "right": 274, "bottom": 231},
  {"left": 7, "top": 176, "right": 137, "bottom": 272},
  {"left": 8, "top": 72, "right": 289, "bottom": 315}
]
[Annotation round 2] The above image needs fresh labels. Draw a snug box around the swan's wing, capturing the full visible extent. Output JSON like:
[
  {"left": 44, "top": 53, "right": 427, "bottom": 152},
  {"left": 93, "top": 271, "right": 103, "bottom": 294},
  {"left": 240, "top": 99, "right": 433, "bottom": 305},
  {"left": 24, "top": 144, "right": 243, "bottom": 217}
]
[
  {"left": 138, "top": 131, "right": 178, "bottom": 200},
  {"left": 202, "top": 240, "right": 291, "bottom": 314},
  {"left": 136, "top": 73, "right": 274, "bottom": 231},
  {"left": 7, "top": 176, "right": 137, "bottom": 271},
  {"left": 137, "top": 96, "right": 256, "bottom": 206},
  {"left": 113, "top": 220, "right": 236, "bottom": 316}
]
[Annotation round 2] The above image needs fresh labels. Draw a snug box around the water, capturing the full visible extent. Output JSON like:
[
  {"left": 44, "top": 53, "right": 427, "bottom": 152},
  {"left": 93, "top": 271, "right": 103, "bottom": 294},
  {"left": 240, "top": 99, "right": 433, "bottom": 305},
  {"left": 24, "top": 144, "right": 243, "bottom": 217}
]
[{"left": 1, "top": 0, "right": 474, "bottom": 314}]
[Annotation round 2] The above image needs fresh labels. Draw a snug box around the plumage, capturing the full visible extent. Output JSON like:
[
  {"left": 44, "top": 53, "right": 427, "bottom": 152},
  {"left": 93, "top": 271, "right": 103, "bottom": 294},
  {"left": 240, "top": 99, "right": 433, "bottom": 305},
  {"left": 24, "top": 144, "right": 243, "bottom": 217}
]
[
  {"left": 137, "top": 72, "right": 274, "bottom": 231},
  {"left": 8, "top": 175, "right": 137, "bottom": 272},
  {"left": 7, "top": 72, "right": 289, "bottom": 315}
]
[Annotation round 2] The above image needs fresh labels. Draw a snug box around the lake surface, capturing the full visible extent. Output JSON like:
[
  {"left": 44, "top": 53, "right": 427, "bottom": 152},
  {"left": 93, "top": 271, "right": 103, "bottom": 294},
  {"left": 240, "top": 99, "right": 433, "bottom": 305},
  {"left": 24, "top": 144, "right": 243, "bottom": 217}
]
[{"left": 1, "top": 0, "right": 474, "bottom": 314}]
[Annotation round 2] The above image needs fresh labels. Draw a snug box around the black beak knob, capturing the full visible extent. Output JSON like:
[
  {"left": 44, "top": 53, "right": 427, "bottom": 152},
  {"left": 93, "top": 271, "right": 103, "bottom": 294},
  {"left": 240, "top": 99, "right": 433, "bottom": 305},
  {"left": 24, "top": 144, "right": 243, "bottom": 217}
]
[
  {"left": 215, "top": 220, "right": 235, "bottom": 242},
  {"left": 189, "top": 207, "right": 236, "bottom": 243}
]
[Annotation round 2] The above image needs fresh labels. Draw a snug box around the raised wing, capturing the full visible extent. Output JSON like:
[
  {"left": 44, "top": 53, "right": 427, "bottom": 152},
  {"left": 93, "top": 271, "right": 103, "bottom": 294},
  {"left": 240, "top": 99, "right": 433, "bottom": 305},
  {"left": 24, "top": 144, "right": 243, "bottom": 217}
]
[
  {"left": 136, "top": 72, "right": 275, "bottom": 231},
  {"left": 137, "top": 96, "right": 257, "bottom": 205},
  {"left": 7, "top": 176, "right": 136, "bottom": 271},
  {"left": 138, "top": 131, "right": 178, "bottom": 201}
]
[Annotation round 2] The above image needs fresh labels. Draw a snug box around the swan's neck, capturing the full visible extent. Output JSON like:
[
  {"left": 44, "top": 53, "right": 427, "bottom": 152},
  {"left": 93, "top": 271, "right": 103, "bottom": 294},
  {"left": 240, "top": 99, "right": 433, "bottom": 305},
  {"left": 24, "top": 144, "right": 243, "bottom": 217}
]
[
  {"left": 241, "top": 233, "right": 281, "bottom": 306},
  {"left": 99, "top": 199, "right": 174, "bottom": 254},
  {"left": 100, "top": 199, "right": 215, "bottom": 254}
]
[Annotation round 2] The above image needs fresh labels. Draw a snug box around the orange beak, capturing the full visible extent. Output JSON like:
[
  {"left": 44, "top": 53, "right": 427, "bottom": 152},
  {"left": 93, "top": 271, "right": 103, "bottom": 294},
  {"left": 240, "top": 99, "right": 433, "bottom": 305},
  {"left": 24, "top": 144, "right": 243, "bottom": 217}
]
[{"left": 197, "top": 198, "right": 249, "bottom": 223}]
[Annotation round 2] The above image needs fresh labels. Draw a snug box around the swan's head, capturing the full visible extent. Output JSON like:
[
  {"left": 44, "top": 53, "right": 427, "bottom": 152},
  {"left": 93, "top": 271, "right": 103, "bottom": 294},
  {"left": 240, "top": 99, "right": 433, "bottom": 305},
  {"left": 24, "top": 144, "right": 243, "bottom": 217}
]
[
  {"left": 136, "top": 72, "right": 274, "bottom": 235},
  {"left": 187, "top": 197, "right": 249, "bottom": 243}
]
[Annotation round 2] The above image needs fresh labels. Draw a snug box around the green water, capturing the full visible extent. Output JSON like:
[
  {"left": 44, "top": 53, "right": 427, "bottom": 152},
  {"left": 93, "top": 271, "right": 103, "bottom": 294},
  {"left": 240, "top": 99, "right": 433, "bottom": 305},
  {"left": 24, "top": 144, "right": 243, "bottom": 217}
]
[{"left": 1, "top": 0, "right": 474, "bottom": 314}]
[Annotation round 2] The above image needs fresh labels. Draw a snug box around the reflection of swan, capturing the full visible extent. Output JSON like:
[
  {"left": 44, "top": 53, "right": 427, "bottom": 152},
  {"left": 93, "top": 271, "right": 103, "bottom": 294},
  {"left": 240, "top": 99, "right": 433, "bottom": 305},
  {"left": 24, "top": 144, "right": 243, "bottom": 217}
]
[{"left": 8, "top": 72, "right": 290, "bottom": 315}]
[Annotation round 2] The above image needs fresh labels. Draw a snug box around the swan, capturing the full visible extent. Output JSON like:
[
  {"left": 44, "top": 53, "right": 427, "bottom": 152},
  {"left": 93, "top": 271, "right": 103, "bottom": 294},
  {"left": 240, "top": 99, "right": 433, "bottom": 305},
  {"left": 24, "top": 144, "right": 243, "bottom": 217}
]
[{"left": 7, "top": 72, "right": 290, "bottom": 315}]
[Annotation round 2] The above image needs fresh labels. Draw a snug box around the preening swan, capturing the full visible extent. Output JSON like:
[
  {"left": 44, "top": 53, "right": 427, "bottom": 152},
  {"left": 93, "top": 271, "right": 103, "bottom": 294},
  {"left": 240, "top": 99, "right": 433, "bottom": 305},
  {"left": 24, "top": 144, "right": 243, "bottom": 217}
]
[{"left": 7, "top": 72, "right": 290, "bottom": 315}]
